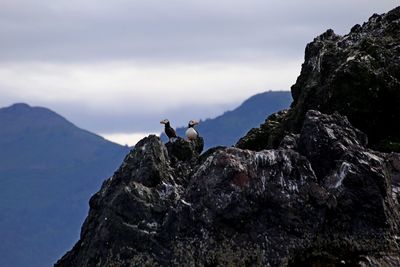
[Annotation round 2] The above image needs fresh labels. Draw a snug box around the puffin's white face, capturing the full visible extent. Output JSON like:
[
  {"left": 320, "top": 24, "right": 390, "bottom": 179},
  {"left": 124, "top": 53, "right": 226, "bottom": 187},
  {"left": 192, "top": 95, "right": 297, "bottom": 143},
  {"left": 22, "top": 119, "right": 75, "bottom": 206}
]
[
  {"left": 189, "top": 120, "right": 199, "bottom": 126},
  {"left": 160, "top": 119, "right": 169, "bottom": 124}
]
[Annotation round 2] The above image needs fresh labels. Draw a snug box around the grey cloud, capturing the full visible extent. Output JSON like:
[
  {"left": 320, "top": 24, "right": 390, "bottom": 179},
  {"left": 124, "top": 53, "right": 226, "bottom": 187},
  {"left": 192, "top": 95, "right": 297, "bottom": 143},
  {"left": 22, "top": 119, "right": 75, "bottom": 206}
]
[{"left": 0, "top": 0, "right": 398, "bottom": 63}]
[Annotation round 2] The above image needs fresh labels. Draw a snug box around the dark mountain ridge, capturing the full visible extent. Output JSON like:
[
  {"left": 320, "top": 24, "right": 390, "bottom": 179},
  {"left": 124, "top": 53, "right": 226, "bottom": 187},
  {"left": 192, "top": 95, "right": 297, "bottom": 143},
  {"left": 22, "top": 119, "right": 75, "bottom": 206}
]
[
  {"left": 0, "top": 103, "right": 124, "bottom": 170},
  {"left": 56, "top": 7, "right": 400, "bottom": 267},
  {"left": 0, "top": 103, "right": 129, "bottom": 267}
]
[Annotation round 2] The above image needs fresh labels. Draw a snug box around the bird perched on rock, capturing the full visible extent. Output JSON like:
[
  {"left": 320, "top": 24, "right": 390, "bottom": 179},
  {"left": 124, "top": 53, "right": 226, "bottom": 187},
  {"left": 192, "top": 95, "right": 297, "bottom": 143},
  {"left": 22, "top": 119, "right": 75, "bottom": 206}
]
[
  {"left": 160, "top": 119, "right": 177, "bottom": 142},
  {"left": 185, "top": 120, "right": 199, "bottom": 141}
]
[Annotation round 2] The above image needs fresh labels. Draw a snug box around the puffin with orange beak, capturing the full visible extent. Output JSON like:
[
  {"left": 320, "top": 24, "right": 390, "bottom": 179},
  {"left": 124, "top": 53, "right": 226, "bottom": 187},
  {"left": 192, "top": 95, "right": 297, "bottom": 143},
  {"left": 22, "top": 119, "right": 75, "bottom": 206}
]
[
  {"left": 185, "top": 120, "right": 199, "bottom": 141},
  {"left": 160, "top": 119, "right": 177, "bottom": 142}
]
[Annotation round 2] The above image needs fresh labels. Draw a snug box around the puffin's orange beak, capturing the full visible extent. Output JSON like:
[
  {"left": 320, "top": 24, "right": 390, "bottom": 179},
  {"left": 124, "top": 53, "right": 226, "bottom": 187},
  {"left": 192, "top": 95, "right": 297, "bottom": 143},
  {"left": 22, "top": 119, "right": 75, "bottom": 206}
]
[
  {"left": 160, "top": 121, "right": 165, "bottom": 124},
  {"left": 193, "top": 120, "right": 199, "bottom": 125}
]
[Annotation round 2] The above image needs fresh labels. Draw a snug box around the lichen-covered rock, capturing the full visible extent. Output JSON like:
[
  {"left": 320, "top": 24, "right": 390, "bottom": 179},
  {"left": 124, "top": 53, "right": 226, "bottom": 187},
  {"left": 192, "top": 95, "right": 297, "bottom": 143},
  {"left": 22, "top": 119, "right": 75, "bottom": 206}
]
[
  {"left": 237, "top": 7, "right": 400, "bottom": 152},
  {"left": 298, "top": 110, "right": 367, "bottom": 179},
  {"left": 165, "top": 136, "right": 204, "bottom": 163},
  {"left": 55, "top": 111, "right": 400, "bottom": 267},
  {"left": 278, "top": 133, "right": 299, "bottom": 150},
  {"left": 290, "top": 7, "right": 400, "bottom": 150},
  {"left": 236, "top": 110, "right": 289, "bottom": 151}
]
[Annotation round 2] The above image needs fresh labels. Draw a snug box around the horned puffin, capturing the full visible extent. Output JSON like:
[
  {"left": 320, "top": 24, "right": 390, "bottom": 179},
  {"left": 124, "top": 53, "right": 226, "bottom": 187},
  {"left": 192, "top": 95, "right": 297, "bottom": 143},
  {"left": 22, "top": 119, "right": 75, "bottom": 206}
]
[
  {"left": 185, "top": 120, "right": 199, "bottom": 141},
  {"left": 160, "top": 119, "right": 177, "bottom": 142}
]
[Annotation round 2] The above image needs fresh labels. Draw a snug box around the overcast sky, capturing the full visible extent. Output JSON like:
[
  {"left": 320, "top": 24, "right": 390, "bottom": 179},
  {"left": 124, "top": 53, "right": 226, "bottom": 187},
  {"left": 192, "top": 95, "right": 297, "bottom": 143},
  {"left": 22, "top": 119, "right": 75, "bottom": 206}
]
[{"left": 0, "top": 0, "right": 398, "bottom": 145}]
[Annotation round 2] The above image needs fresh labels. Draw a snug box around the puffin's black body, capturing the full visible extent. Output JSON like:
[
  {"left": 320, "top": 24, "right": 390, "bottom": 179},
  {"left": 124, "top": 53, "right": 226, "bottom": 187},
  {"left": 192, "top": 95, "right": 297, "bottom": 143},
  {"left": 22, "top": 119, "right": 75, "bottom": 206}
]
[
  {"left": 160, "top": 119, "right": 177, "bottom": 141},
  {"left": 165, "top": 122, "right": 177, "bottom": 139}
]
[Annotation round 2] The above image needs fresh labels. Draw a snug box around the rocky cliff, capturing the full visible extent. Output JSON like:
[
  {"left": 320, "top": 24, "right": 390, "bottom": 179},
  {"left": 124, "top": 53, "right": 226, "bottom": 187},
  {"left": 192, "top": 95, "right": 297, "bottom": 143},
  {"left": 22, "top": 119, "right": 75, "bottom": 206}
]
[
  {"left": 56, "top": 110, "right": 400, "bottom": 266},
  {"left": 237, "top": 7, "right": 400, "bottom": 152},
  {"left": 56, "top": 7, "right": 400, "bottom": 267}
]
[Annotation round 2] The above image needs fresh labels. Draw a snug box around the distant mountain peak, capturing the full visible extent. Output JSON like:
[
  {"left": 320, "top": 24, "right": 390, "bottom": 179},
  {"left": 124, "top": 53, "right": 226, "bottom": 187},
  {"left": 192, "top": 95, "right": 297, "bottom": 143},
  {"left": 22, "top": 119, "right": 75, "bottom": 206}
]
[
  {"left": 0, "top": 103, "right": 75, "bottom": 129},
  {"left": 2, "top": 103, "right": 52, "bottom": 115},
  {"left": 3, "top": 103, "right": 33, "bottom": 113},
  {"left": 8, "top": 102, "right": 31, "bottom": 109}
]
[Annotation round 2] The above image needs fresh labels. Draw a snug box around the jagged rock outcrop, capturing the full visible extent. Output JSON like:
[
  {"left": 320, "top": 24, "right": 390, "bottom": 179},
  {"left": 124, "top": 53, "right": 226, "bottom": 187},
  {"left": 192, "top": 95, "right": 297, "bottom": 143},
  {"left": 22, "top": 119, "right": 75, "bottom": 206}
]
[
  {"left": 56, "top": 7, "right": 400, "bottom": 267},
  {"left": 237, "top": 6, "right": 400, "bottom": 152},
  {"left": 56, "top": 110, "right": 400, "bottom": 267}
]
